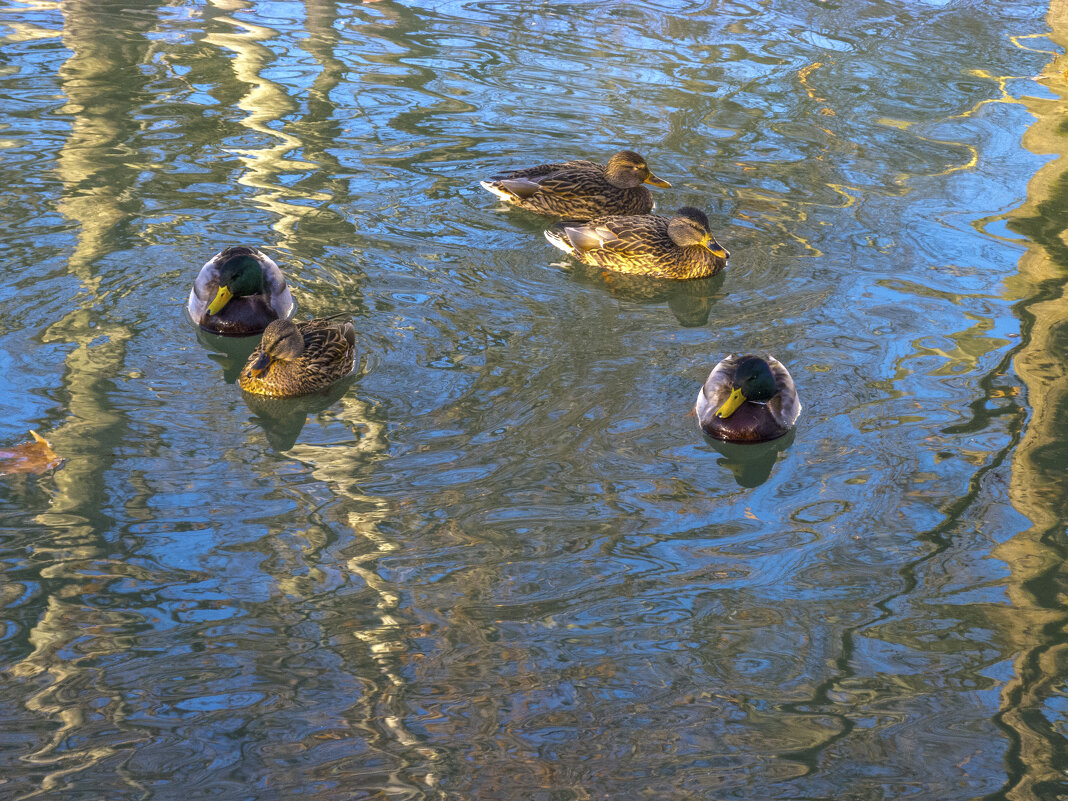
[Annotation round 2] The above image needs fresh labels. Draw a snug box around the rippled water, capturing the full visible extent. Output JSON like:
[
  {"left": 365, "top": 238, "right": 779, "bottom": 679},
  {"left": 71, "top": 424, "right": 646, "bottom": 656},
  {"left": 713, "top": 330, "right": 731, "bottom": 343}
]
[{"left": 2, "top": 0, "right": 1068, "bottom": 798}]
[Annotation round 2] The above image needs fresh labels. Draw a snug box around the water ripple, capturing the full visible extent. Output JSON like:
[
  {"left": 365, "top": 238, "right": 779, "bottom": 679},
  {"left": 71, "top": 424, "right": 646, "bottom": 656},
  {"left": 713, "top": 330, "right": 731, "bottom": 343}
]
[{"left": 0, "top": 0, "right": 1058, "bottom": 798}]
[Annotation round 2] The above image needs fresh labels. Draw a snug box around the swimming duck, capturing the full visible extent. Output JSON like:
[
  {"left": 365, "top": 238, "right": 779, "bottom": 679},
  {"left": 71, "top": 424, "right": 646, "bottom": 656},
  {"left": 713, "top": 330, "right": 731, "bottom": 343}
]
[
  {"left": 187, "top": 246, "right": 294, "bottom": 337},
  {"left": 544, "top": 207, "right": 728, "bottom": 279},
  {"left": 481, "top": 150, "right": 670, "bottom": 218},
  {"left": 696, "top": 354, "right": 801, "bottom": 443},
  {"left": 238, "top": 317, "right": 356, "bottom": 398}
]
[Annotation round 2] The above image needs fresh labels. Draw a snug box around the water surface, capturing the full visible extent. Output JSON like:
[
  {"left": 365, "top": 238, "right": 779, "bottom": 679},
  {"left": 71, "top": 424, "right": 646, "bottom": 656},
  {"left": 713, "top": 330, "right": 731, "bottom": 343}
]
[{"left": 1, "top": 0, "right": 1067, "bottom": 799}]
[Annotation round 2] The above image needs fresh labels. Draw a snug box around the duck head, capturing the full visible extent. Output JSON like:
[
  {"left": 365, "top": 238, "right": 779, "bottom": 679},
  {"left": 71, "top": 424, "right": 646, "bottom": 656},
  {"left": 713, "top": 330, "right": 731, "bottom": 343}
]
[
  {"left": 604, "top": 150, "right": 671, "bottom": 189},
  {"left": 247, "top": 320, "right": 305, "bottom": 378},
  {"left": 206, "top": 247, "right": 266, "bottom": 316},
  {"left": 667, "top": 207, "right": 729, "bottom": 260},
  {"left": 715, "top": 356, "right": 778, "bottom": 419}
]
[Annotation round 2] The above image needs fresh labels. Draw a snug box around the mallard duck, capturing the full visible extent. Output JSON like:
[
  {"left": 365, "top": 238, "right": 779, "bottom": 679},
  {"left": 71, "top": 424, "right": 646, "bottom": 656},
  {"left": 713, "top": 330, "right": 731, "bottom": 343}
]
[
  {"left": 544, "top": 207, "right": 728, "bottom": 279},
  {"left": 695, "top": 354, "right": 801, "bottom": 443},
  {"left": 187, "top": 246, "right": 294, "bottom": 337},
  {"left": 480, "top": 150, "right": 670, "bottom": 218},
  {"left": 238, "top": 317, "right": 356, "bottom": 397}
]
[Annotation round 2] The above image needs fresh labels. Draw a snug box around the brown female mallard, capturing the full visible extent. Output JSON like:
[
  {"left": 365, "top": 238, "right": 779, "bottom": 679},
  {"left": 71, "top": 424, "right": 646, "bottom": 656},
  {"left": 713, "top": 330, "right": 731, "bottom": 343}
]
[
  {"left": 544, "top": 207, "right": 729, "bottom": 279},
  {"left": 480, "top": 150, "right": 670, "bottom": 218},
  {"left": 238, "top": 317, "right": 356, "bottom": 397},
  {"left": 187, "top": 246, "right": 294, "bottom": 337},
  {"left": 696, "top": 354, "right": 801, "bottom": 443}
]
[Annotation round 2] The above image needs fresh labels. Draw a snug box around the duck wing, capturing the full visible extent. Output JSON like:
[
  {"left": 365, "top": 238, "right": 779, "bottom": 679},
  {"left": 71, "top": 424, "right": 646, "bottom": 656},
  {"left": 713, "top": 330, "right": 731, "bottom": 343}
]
[
  {"left": 560, "top": 222, "right": 624, "bottom": 252},
  {"left": 567, "top": 215, "right": 668, "bottom": 255},
  {"left": 256, "top": 251, "right": 295, "bottom": 320},
  {"left": 491, "top": 163, "right": 605, "bottom": 200},
  {"left": 764, "top": 354, "right": 802, "bottom": 428},
  {"left": 544, "top": 218, "right": 624, "bottom": 256},
  {"left": 298, "top": 320, "right": 356, "bottom": 381},
  {"left": 490, "top": 159, "right": 602, "bottom": 181}
]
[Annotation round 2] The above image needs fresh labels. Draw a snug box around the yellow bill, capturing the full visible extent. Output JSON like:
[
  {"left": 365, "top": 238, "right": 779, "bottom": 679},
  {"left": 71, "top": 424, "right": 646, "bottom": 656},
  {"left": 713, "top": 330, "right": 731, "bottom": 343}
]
[
  {"left": 716, "top": 388, "right": 747, "bottom": 419},
  {"left": 206, "top": 285, "right": 233, "bottom": 316},
  {"left": 644, "top": 174, "right": 671, "bottom": 188}
]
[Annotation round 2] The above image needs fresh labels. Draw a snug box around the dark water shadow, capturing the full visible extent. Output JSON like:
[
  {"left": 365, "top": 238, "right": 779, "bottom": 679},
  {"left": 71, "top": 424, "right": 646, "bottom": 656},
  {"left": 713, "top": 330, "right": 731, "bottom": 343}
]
[
  {"left": 194, "top": 326, "right": 262, "bottom": 384},
  {"left": 561, "top": 262, "right": 727, "bottom": 327},
  {"left": 241, "top": 375, "right": 358, "bottom": 451},
  {"left": 702, "top": 428, "right": 796, "bottom": 488}
]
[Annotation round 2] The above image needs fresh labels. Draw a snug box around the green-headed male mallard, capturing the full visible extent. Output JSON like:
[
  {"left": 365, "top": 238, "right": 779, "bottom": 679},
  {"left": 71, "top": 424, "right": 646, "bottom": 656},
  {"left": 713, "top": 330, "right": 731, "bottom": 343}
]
[
  {"left": 696, "top": 354, "right": 801, "bottom": 443},
  {"left": 544, "top": 207, "right": 728, "bottom": 280},
  {"left": 187, "top": 246, "right": 294, "bottom": 337},
  {"left": 238, "top": 317, "right": 356, "bottom": 398},
  {"left": 480, "top": 150, "right": 670, "bottom": 218}
]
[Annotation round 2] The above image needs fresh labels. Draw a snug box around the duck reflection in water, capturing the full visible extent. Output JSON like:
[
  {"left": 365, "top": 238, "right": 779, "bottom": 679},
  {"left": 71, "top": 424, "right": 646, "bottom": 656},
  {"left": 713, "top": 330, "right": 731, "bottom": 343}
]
[
  {"left": 241, "top": 376, "right": 358, "bottom": 451},
  {"left": 702, "top": 430, "right": 796, "bottom": 488},
  {"left": 194, "top": 327, "right": 262, "bottom": 384},
  {"left": 561, "top": 262, "right": 726, "bottom": 327}
]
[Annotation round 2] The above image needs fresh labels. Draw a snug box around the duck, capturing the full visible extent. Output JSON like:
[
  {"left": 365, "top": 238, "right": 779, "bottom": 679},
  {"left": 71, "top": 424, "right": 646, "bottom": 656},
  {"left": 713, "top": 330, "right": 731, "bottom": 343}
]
[
  {"left": 187, "top": 246, "right": 295, "bottom": 336},
  {"left": 480, "top": 150, "right": 670, "bottom": 218},
  {"left": 695, "top": 354, "right": 801, "bottom": 443},
  {"left": 544, "top": 207, "right": 728, "bottom": 279},
  {"left": 238, "top": 317, "right": 356, "bottom": 398}
]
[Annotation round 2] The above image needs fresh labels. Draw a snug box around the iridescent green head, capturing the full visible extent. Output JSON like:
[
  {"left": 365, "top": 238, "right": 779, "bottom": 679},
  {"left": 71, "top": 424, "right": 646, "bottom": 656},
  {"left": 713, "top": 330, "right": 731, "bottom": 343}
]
[
  {"left": 206, "top": 248, "right": 265, "bottom": 316},
  {"left": 716, "top": 356, "right": 778, "bottom": 419}
]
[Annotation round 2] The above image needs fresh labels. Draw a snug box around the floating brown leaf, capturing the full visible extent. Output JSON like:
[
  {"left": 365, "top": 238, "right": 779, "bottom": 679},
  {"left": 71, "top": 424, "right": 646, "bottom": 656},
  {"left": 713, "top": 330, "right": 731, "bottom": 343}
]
[{"left": 0, "top": 430, "right": 63, "bottom": 476}]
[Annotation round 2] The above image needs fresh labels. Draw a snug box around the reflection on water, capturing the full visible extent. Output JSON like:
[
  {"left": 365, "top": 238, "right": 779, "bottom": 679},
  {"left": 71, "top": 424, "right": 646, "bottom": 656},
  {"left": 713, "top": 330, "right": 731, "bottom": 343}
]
[
  {"left": 242, "top": 375, "right": 360, "bottom": 450},
  {"left": 1, "top": 0, "right": 1067, "bottom": 798},
  {"left": 195, "top": 327, "right": 261, "bottom": 383},
  {"left": 562, "top": 262, "right": 727, "bottom": 327},
  {"left": 999, "top": 3, "right": 1068, "bottom": 797},
  {"left": 704, "top": 430, "right": 797, "bottom": 489}
]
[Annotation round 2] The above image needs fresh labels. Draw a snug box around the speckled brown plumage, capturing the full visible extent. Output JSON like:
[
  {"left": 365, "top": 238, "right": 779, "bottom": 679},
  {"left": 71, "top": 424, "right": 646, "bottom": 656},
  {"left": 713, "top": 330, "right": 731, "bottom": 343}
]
[
  {"left": 239, "top": 318, "right": 356, "bottom": 398},
  {"left": 544, "top": 207, "right": 729, "bottom": 280},
  {"left": 480, "top": 150, "right": 669, "bottom": 219}
]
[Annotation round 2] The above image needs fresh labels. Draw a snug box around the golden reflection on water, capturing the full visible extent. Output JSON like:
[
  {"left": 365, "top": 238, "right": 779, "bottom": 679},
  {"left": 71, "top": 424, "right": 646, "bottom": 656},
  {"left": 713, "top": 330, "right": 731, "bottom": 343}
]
[
  {"left": 2, "top": 0, "right": 1064, "bottom": 797},
  {"left": 8, "top": 5, "right": 162, "bottom": 792},
  {"left": 203, "top": 2, "right": 433, "bottom": 785},
  {"left": 44, "top": 0, "right": 147, "bottom": 530},
  {"left": 1001, "top": 2, "right": 1068, "bottom": 797},
  {"left": 2, "top": 20, "right": 59, "bottom": 43},
  {"left": 283, "top": 401, "right": 448, "bottom": 791},
  {"left": 205, "top": 1, "right": 326, "bottom": 245}
]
